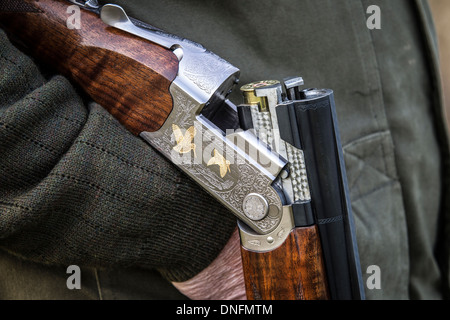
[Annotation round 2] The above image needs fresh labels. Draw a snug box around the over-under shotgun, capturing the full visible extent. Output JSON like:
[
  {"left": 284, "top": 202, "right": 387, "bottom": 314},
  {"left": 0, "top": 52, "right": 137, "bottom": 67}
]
[{"left": 0, "top": 0, "right": 365, "bottom": 300}]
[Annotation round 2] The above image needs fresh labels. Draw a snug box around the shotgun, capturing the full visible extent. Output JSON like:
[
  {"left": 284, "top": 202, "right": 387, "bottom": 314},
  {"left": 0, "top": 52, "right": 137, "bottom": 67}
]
[{"left": 0, "top": 0, "right": 365, "bottom": 300}]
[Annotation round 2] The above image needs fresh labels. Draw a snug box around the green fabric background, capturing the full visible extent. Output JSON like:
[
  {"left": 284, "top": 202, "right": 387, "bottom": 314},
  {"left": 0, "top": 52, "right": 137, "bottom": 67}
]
[{"left": 0, "top": 0, "right": 449, "bottom": 300}]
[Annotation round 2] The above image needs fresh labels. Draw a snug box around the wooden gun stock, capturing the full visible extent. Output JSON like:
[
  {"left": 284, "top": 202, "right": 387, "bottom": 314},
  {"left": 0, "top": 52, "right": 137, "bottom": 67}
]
[
  {"left": 241, "top": 225, "right": 330, "bottom": 300},
  {"left": 0, "top": 0, "right": 178, "bottom": 135}
]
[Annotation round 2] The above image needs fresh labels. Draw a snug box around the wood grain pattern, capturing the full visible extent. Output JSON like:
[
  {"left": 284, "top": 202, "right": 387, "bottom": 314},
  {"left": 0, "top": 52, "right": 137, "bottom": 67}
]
[
  {"left": 241, "top": 225, "right": 330, "bottom": 300},
  {"left": 0, "top": 0, "right": 179, "bottom": 135}
]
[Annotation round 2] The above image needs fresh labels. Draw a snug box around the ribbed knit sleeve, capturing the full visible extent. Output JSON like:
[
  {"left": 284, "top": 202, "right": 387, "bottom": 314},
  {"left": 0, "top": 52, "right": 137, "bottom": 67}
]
[{"left": 0, "top": 28, "right": 237, "bottom": 282}]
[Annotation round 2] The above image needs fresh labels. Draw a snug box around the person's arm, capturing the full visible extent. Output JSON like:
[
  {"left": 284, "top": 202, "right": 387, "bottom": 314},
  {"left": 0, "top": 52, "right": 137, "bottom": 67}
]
[{"left": 172, "top": 228, "right": 246, "bottom": 300}]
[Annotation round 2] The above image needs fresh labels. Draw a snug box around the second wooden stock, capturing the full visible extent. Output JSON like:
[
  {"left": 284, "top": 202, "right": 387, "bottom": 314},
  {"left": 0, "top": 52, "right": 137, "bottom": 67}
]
[{"left": 241, "top": 225, "right": 330, "bottom": 300}]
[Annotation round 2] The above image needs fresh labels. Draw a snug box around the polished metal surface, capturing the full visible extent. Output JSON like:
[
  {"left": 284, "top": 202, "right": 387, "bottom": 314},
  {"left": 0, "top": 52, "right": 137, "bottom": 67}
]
[
  {"left": 283, "top": 76, "right": 304, "bottom": 90},
  {"left": 238, "top": 206, "right": 295, "bottom": 252},
  {"left": 242, "top": 193, "right": 269, "bottom": 221}
]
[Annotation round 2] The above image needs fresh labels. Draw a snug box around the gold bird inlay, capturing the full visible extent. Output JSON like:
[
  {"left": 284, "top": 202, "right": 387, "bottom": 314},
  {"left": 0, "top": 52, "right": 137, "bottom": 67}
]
[
  {"left": 172, "top": 124, "right": 197, "bottom": 158},
  {"left": 207, "top": 149, "right": 231, "bottom": 178}
]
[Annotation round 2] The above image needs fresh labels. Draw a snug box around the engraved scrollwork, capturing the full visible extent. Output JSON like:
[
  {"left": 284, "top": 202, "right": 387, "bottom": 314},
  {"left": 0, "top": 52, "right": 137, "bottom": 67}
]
[
  {"left": 146, "top": 85, "right": 197, "bottom": 155},
  {"left": 189, "top": 163, "right": 237, "bottom": 192},
  {"left": 183, "top": 52, "right": 237, "bottom": 95},
  {"left": 214, "top": 164, "right": 282, "bottom": 233},
  {"left": 142, "top": 66, "right": 283, "bottom": 234}
]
